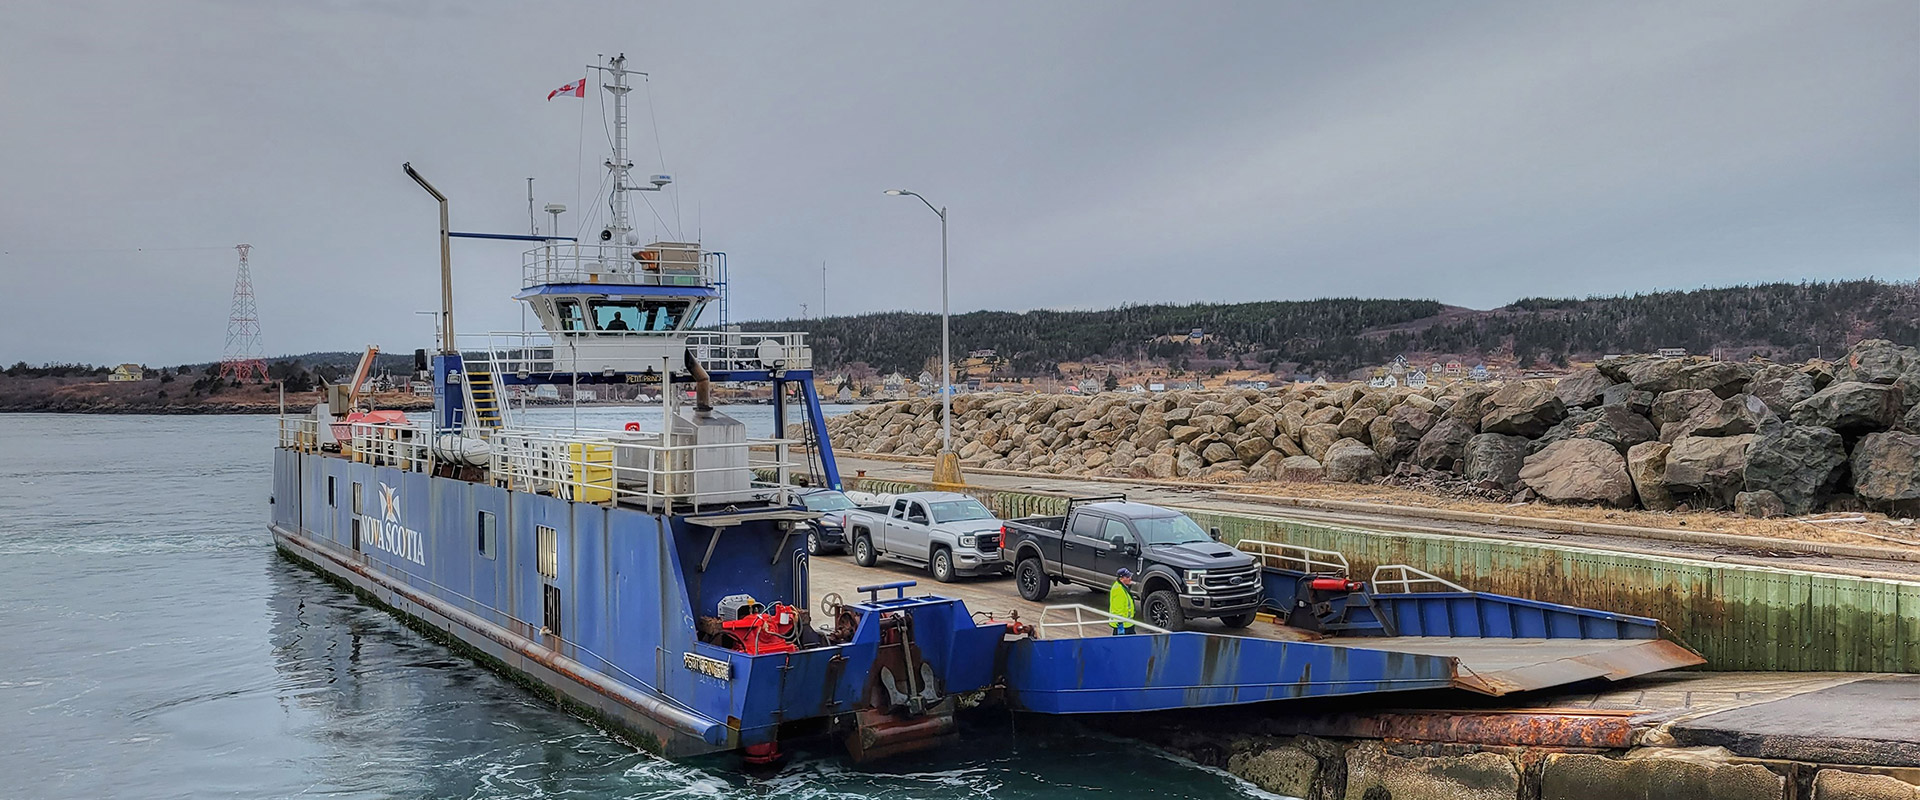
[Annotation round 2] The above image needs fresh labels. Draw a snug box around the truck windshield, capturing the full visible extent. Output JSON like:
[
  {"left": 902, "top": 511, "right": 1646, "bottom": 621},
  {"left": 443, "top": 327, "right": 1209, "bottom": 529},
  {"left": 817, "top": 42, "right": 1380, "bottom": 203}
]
[
  {"left": 802, "top": 493, "right": 855, "bottom": 512},
  {"left": 929, "top": 499, "right": 994, "bottom": 523},
  {"left": 1133, "top": 514, "right": 1211, "bottom": 546}
]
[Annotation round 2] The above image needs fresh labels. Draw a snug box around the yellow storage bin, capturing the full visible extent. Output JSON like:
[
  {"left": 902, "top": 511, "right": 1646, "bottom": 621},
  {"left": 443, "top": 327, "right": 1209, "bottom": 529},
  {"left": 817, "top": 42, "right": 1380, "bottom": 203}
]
[{"left": 567, "top": 442, "right": 615, "bottom": 502}]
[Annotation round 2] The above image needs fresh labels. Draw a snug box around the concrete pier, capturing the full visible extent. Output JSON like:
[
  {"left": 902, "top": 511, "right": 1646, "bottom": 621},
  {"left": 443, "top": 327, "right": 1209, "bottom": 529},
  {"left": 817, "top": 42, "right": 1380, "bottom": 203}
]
[{"left": 804, "top": 454, "right": 1920, "bottom": 796}]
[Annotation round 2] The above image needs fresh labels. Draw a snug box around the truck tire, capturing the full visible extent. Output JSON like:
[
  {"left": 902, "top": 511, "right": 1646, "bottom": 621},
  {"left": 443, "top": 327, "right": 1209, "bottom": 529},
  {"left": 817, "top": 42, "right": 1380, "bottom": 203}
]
[
  {"left": 853, "top": 532, "right": 877, "bottom": 567},
  {"left": 1220, "top": 610, "right": 1258, "bottom": 629},
  {"left": 1016, "top": 557, "right": 1051, "bottom": 601},
  {"left": 1143, "top": 590, "right": 1186, "bottom": 632},
  {"left": 930, "top": 547, "right": 955, "bottom": 583},
  {"left": 806, "top": 530, "right": 825, "bottom": 556}
]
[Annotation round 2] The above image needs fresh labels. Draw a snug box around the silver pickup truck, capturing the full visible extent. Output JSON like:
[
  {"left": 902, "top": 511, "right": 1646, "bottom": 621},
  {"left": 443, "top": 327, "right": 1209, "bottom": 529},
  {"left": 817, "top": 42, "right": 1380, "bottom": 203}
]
[{"left": 843, "top": 491, "right": 1009, "bottom": 582}]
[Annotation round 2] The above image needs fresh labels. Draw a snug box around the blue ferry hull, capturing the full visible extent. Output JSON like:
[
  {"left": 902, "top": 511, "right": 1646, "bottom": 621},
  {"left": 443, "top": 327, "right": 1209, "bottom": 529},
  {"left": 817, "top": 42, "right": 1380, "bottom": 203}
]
[{"left": 268, "top": 448, "right": 1005, "bottom": 757}]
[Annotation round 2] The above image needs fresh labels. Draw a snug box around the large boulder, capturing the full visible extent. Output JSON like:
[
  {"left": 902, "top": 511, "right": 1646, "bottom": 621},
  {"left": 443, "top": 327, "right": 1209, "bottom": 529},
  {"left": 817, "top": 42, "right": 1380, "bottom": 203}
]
[
  {"left": 1554, "top": 368, "right": 1616, "bottom": 409},
  {"left": 1518, "top": 439, "right": 1636, "bottom": 507},
  {"left": 1463, "top": 433, "right": 1530, "bottom": 489},
  {"left": 1201, "top": 441, "right": 1237, "bottom": 464},
  {"left": 1278, "top": 455, "right": 1325, "bottom": 482},
  {"left": 1601, "top": 382, "right": 1655, "bottom": 416},
  {"left": 1337, "top": 406, "right": 1380, "bottom": 443},
  {"left": 1748, "top": 364, "right": 1819, "bottom": 416},
  {"left": 1663, "top": 434, "right": 1758, "bottom": 505},
  {"left": 1300, "top": 423, "right": 1341, "bottom": 461},
  {"left": 1651, "top": 389, "right": 1721, "bottom": 430},
  {"left": 1903, "top": 404, "right": 1920, "bottom": 434},
  {"left": 1662, "top": 394, "right": 1774, "bottom": 442},
  {"left": 1735, "top": 489, "right": 1788, "bottom": 519},
  {"left": 1837, "top": 338, "right": 1918, "bottom": 390},
  {"left": 1619, "top": 358, "right": 1687, "bottom": 393},
  {"left": 1742, "top": 424, "right": 1847, "bottom": 515},
  {"left": 1411, "top": 416, "right": 1478, "bottom": 471},
  {"left": 1444, "top": 387, "right": 1495, "bottom": 423},
  {"left": 1627, "top": 441, "right": 1675, "bottom": 511},
  {"left": 1851, "top": 432, "right": 1920, "bottom": 515},
  {"left": 1323, "top": 438, "right": 1384, "bottom": 483},
  {"left": 1479, "top": 381, "right": 1566, "bottom": 437},
  {"left": 1232, "top": 435, "right": 1273, "bottom": 465},
  {"left": 1672, "top": 361, "right": 1755, "bottom": 398},
  {"left": 1791, "top": 381, "right": 1905, "bottom": 433},
  {"left": 1533, "top": 405, "right": 1659, "bottom": 454}
]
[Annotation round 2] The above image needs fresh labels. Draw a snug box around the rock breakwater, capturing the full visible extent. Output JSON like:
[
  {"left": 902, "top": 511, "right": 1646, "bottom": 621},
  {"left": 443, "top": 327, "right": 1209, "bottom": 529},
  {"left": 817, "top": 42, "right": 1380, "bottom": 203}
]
[{"left": 824, "top": 339, "right": 1920, "bottom": 517}]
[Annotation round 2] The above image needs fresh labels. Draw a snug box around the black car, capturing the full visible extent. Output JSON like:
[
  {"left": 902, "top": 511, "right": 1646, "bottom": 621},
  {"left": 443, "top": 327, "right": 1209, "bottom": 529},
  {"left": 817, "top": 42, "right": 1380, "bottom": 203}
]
[{"left": 798, "top": 488, "right": 859, "bottom": 555}]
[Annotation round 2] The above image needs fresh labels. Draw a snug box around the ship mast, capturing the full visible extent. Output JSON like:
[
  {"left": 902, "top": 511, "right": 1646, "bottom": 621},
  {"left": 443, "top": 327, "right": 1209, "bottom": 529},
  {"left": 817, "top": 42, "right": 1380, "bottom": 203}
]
[{"left": 602, "top": 54, "right": 636, "bottom": 250}]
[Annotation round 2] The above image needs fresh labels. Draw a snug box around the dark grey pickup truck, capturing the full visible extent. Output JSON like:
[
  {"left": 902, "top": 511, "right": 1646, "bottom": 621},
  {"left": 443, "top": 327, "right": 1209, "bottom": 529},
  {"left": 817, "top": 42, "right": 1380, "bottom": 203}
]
[{"left": 999, "top": 496, "right": 1262, "bottom": 631}]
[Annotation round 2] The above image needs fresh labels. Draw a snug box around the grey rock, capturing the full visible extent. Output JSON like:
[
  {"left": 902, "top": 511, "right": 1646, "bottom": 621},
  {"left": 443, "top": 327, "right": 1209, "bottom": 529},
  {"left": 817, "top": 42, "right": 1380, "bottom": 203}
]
[
  {"left": 1480, "top": 381, "right": 1567, "bottom": 437},
  {"left": 1411, "top": 416, "right": 1478, "bottom": 471},
  {"left": 1836, "top": 338, "right": 1917, "bottom": 386},
  {"left": 1533, "top": 405, "right": 1659, "bottom": 454},
  {"left": 1663, "top": 393, "right": 1774, "bottom": 442},
  {"left": 1652, "top": 389, "right": 1721, "bottom": 429},
  {"left": 1735, "top": 490, "right": 1788, "bottom": 519},
  {"left": 1749, "top": 364, "right": 1819, "bottom": 416},
  {"left": 1672, "top": 361, "right": 1756, "bottom": 398},
  {"left": 1852, "top": 432, "right": 1920, "bottom": 515},
  {"left": 1903, "top": 404, "right": 1920, "bottom": 434},
  {"left": 1201, "top": 441, "right": 1237, "bottom": 464},
  {"left": 1790, "top": 381, "right": 1905, "bottom": 434},
  {"left": 1519, "top": 439, "right": 1636, "bottom": 507},
  {"left": 1664, "top": 434, "right": 1758, "bottom": 506},
  {"left": 1601, "top": 383, "right": 1656, "bottom": 416},
  {"left": 1463, "top": 433, "right": 1530, "bottom": 489},
  {"left": 1323, "top": 437, "right": 1383, "bottom": 483},
  {"left": 1742, "top": 424, "right": 1847, "bottom": 515},
  {"left": 1621, "top": 357, "right": 1687, "bottom": 393},
  {"left": 1554, "top": 368, "right": 1616, "bottom": 409},
  {"left": 1445, "top": 387, "right": 1495, "bottom": 423},
  {"left": 1627, "top": 441, "right": 1675, "bottom": 511}
]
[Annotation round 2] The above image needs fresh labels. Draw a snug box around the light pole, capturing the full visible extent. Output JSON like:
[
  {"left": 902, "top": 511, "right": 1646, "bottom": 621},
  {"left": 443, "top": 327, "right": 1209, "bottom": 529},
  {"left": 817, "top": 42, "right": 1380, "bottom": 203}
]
[{"left": 885, "top": 189, "right": 952, "bottom": 457}]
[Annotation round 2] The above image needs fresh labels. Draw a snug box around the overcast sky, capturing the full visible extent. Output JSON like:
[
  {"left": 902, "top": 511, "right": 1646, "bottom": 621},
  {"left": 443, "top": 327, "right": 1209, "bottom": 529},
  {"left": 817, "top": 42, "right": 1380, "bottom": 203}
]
[{"left": 2, "top": 0, "right": 1914, "bottom": 366}]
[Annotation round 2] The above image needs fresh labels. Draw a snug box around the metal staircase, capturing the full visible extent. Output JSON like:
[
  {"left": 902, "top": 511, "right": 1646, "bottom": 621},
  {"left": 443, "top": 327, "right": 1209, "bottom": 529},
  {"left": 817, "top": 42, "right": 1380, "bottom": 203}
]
[{"left": 464, "top": 355, "right": 505, "bottom": 430}]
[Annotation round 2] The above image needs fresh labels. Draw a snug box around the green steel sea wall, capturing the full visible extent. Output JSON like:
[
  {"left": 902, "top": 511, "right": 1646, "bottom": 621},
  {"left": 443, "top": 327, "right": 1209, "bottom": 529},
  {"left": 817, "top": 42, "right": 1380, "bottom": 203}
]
[{"left": 849, "top": 478, "right": 1920, "bottom": 673}]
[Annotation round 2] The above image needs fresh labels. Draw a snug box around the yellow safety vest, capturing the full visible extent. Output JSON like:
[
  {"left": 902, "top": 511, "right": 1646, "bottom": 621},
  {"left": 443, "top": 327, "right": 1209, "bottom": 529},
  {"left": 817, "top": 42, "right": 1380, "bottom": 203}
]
[{"left": 1109, "top": 581, "right": 1135, "bottom": 628}]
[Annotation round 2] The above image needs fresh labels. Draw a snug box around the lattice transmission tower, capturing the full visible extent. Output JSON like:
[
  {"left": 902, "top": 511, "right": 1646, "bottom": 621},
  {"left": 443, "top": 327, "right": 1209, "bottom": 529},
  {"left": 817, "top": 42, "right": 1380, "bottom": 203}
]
[{"left": 217, "top": 243, "right": 269, "bottom": 383}]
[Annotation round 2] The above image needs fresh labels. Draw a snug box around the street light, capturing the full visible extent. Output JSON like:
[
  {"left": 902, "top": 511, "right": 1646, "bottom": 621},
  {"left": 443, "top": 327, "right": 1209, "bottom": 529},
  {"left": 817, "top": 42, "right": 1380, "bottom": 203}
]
[{"left": 885, "top": 188, "right": 952, "bottom": 459}]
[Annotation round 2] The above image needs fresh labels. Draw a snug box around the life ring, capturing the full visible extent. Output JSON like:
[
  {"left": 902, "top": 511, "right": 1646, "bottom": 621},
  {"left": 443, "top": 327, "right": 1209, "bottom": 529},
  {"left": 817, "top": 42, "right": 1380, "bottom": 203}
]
[{"left": 624, "top": 421, "right": 642, "bottom": 432}]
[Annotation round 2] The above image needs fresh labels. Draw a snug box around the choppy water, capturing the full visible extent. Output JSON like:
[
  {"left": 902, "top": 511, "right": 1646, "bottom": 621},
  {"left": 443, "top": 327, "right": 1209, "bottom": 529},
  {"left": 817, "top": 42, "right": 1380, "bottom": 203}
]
[{"left": 0, "top": 412, "right": 1291, "bottom": 800}]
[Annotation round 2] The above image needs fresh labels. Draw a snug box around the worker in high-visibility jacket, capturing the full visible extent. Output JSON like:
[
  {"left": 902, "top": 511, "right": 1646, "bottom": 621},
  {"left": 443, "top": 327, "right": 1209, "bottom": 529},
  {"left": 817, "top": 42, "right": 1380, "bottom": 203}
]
[{"left": 1110, "top": 568, "right": 1137, "bottom": 635}]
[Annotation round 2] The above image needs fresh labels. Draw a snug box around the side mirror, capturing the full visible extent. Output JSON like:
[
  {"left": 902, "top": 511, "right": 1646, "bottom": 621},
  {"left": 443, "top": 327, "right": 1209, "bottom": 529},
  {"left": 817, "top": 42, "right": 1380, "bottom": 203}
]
[
  {"left": 909, "top": 514, "right": 928, "bottom": 525},
  {"left": 1125, "top": 542, "right": 1141, "bottom": 557},
  {"left": 1209, "top": 526, "right": 1222, "bottom": 541}
]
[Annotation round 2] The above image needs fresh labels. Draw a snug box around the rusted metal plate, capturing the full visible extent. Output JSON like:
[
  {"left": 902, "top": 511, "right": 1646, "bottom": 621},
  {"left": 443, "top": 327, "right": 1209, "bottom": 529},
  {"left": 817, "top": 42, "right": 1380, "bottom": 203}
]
[
  {"left": 1322, "top": 637, "right": 1705, "bottom": 695},
  {"left": 1256, "top": 707, "right": 1642, "bottom": 749}
]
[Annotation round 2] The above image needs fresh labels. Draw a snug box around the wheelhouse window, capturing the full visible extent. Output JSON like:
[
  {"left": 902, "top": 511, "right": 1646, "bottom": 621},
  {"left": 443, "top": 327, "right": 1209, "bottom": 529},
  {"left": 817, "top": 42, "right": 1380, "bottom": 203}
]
[
  {"left": 590, "top": 298, "right": 690, "bottom": 333},
  {"left": 554, "top": 299, "right": 590, "bottom": 335}
]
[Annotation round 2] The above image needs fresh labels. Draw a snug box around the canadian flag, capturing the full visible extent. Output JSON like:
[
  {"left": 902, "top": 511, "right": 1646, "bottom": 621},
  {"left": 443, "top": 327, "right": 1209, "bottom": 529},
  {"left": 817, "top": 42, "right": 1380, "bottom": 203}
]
[{"left": 547, "top": 78, "right": 586, "bottom": 101}]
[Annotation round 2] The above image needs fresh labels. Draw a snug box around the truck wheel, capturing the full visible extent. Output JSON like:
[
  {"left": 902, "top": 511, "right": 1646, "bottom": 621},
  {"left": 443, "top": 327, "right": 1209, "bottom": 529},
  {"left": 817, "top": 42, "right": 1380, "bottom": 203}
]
[
  {"left": 1220, "top": 610, "right": 1258, "bottom": 629},
  {"left": 853, "top": 533, "right": 877, "bottom": 567},
  {"left": 806, "top": 530, "right": 824, "bottom": 556},
  {"left": 1016, "top": 558, "right": 1051, "bottom": 601},
  {"left": 1143, "top": 590, "right": 1186, "bottom": 632},
  {"left": 931, "top": 547, "right": 955, "bottom": 583}
]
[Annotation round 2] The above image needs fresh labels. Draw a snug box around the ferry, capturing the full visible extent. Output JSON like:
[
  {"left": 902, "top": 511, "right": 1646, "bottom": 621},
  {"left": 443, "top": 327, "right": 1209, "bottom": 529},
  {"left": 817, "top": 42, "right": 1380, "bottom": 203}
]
[{"left": 269, "top": 54, "right": 1702, "bottom": 763}]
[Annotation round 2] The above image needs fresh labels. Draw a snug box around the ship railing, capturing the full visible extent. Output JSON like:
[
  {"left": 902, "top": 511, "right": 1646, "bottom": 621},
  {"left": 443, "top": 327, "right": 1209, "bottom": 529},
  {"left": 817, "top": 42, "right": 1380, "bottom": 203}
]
[
  {"left": 522, "top": 242, "right": 713, "bottom": 288},
  {"left": 344, "top": 422, "right": 433, "bottom": 472},
  {"left": 464, "top": 330, "right": 813, "bottom": 377},
  {"left": 1035, "top": 604, "right": 1174, "bottom": 639},
  {"left": 1239, "top": 539, "right": 1350, "bottom": 576},
  {"left": 1369, "top": 564, "right": 1468, "bottom": 595},
  {"left": 279, "top": 415, "right": 322, "bottom": 452},
  {"left": 487, "top": 425, "right": 807, "bottom": 513}
]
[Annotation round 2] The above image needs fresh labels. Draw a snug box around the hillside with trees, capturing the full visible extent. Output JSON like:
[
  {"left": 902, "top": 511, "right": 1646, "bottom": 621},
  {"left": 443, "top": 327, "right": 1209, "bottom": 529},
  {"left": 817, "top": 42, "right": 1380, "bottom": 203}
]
[{"left": 741, "top": 280, "right": 1919, "bottom": 378}]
